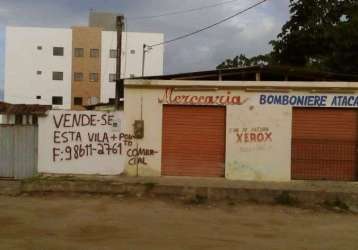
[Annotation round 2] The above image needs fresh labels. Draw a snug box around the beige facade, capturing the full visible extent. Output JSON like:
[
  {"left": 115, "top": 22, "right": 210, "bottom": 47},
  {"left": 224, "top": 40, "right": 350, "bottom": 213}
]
[
  {"left": 71, "top": 27, "right": 102, "bottom": 110},
  {"left": 124, "top": 80, "right": 358, "bottom": 181}
]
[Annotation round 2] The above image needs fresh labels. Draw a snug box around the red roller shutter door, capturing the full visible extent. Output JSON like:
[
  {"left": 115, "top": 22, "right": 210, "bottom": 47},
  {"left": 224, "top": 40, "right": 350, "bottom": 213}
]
[
  {"left": 162, "top": 105, "right": 226, "bottom": 177},
  {"left": 292, "top": 108, "right": 358, "bottom": 181}
]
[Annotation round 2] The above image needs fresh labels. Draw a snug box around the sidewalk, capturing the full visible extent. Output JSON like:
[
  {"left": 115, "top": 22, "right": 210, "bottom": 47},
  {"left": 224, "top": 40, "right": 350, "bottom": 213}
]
[{"left": 2, "top": 175, "right": 358, "bottom": 211}]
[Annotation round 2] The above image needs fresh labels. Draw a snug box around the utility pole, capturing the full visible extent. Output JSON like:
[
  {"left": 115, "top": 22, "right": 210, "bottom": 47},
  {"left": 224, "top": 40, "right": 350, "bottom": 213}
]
[
  {"left": 115, "top": 15, "right": 124, "bottom": 110},
  {"left": 142, "top": 44, "right": 152, "bottom": 77}
]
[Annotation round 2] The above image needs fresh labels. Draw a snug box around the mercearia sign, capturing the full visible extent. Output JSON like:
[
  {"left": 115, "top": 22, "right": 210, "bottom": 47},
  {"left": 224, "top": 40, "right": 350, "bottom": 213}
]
[{"left": 158, "top": 88, "right": 245, "bottom": 105}]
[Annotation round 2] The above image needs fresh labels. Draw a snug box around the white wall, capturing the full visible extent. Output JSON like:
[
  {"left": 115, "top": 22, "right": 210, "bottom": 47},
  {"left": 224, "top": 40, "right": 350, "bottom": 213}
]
[
  {"left": 100, "top": 31, "right": 164, "bottom": 103},
  {"left": 5, "top": 27, "right": 72, "bottom": 109},
  {"left": 38, "top": 110, "right": 126, "bottom": 175},
  {"left": 226, "top": 105, "right": 292, "bottom": 181},
  {"left": 0, "top": 114, "right": 15, "bottom": 124}
]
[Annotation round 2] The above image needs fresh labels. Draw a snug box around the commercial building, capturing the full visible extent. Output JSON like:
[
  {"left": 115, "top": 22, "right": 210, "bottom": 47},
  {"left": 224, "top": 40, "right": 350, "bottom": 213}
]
[
  {"left": 4, "top": 13, "right": 164, "bottom": 110},
  {"left": 123, "top": 68, "right": 358, "bottom": 182}
]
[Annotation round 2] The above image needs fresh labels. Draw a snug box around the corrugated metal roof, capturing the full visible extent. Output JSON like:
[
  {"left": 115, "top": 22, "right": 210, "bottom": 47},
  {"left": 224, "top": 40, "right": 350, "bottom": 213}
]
[
  {"left": 0, "top": 102, "right": 51, "bottom": 115},
  {"left": 132, "top": 65, "right": 358, "bottom": 82}
]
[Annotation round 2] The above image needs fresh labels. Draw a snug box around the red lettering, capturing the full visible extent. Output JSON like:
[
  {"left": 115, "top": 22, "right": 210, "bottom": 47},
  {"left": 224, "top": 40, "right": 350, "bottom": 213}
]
[
  {"left": 174, "top": 95, "right": 182, "bottom": 104},
  {"left": 244, "top": 133, "right": 249, "bottom": 143},
  {"left": 191, "top": 96, "right": 198, "bottom": 104},
  {"left": 160, "top": 88, "right": 174, "bottom": 104},
  {"left": 265, "top": 132, "right": 272, "bottom": 141},
  {"left": 231, "top": 96, "right": 241, "bottom": 105},
  {"left": 183, "top": 95, "right": 190, "bottom": 104},
  {"left": 160, "top": 88, "right": 243, "bottom": 106},
  {"left": 257, "top": 133, "right": 264, "bottom": 142},
  {"left": 219, "top": 96, "right": 226, "bottom": 104},
  {"left": 237, "top": 133, "right": 243, "bottom": 143},
  {"left": 205, "top": 96, "right": 214, "bottom": 104},
  {"left": 214, "top": 96, "right": 220, "bottom": 104},
  {"left": 250, "top": 133, "right": 256, "bottom": 142}
]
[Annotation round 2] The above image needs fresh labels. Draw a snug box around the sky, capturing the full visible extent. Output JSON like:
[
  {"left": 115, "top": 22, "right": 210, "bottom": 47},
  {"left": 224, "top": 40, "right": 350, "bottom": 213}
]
[{"left": 0, "top": 0, "right": 290, "bottom": 97}]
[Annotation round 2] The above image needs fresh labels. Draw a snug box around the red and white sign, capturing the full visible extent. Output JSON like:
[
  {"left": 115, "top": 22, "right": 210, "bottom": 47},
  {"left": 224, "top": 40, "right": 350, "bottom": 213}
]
[{"left": 158, "top": 88, "right": 244, "bottom": 105}]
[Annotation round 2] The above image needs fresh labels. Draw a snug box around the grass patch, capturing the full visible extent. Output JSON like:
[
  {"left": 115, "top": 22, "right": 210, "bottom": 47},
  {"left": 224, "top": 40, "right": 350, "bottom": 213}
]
[
  {"left": 185, "top": 194, "right": 208, "bottom": 205},
  {"left": 274, "top": 191, "right": 297, "bottom": 206},
  {"left": 143, "top": 182, "right": 157, "bottom": 191},
  {"left": 22, "top": 174, "right": 46, "bottom": 183},
  {"left": 323, "top": 197, "right": 349, "bottom": 211}
]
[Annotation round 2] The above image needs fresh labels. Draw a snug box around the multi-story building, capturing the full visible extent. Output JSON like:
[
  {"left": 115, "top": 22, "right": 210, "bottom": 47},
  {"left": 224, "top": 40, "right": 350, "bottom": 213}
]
[{"left": 4, "top": 13, "right": 164, "bottom": 110}]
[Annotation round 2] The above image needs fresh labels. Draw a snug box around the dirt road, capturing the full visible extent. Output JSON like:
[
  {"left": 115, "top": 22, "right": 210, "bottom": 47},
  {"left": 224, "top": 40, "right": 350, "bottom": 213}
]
[{"left": 0, "top": 195, "right": 357, "bottom": 250}]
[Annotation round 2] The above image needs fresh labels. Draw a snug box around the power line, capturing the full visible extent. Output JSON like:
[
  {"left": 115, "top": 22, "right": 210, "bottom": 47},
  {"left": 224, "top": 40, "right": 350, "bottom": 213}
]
[
  {"left": 128, "top": 0, "right": 241, "bottom": 21},
  {"left": 148, "top": 0, "right": 269, "bottom": 48}
]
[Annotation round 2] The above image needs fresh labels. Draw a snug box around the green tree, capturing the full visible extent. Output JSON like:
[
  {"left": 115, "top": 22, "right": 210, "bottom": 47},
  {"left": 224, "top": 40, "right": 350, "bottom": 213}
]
[
  {"left": 217, "top": 54, "right": 271, "bottom": 69},
  {"left": 217, "top": 0, "right": 358, "bottom": 74},
  {"left": 271, "top": 0, "right": 358, "bottom": 73}
]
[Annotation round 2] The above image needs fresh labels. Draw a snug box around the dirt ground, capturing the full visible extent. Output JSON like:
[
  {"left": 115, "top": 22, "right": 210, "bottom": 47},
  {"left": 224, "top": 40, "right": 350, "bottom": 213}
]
[{"left": 0, "top": 195, "right": 358, "bottom": 250}]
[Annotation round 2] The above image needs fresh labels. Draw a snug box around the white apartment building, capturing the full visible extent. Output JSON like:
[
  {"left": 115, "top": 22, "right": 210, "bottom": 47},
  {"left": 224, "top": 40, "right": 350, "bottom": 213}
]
[
  {"left": 101, "top": 31, "right": 164, "bottom": 104},
  {"left": 4, "top": 26, "right": 164, "bottom": 109},
  {"left": 5, "top": 27, "right": 73, "bottom": 109}
]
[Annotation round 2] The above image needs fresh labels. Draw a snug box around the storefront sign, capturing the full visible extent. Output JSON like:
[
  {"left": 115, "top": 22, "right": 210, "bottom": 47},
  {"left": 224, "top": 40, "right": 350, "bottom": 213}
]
[
  {"left": 230, "top": 127, "right": 273, "bottom": 144},
  {"left": 259, "top": 94, "right": 358, "bottom": 107},
  {"left": 159, "top": 88, "right": 244, "bottom": 105}
]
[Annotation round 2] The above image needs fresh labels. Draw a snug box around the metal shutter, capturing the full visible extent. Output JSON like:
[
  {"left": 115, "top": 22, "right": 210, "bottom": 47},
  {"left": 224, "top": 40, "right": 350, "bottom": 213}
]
[
  {"left": 162, "top": 105, "right": 226, "bottom": 177},
  {"left": 292, "top": 108, "right": 358, "bottom": 181}
]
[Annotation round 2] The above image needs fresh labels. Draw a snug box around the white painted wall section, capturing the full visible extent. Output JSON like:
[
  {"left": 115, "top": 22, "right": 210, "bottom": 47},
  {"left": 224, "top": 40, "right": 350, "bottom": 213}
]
[
  {"left": 226, "top": 105, "right": 292, "bottom": 181},
  {"left": 38, "top": 110, "right": 125, "bottom": 175},
  {"left": 5, "top": 27, "right": 72, "bottom": 109}
]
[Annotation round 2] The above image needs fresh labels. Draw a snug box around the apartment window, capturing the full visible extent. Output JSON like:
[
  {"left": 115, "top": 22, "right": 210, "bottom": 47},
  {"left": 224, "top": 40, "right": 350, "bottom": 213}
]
[
  {"left": 110, "top": 49, "right": 117, "bottom": 58},
  {"left": 89, "top": 73, "right": 99, "bottom": 82},
  {"left": 36, "top": 96, "right": 41, "bottom": 100},
  {"left": 53, "top": 47, "right": 64, "bottom": 56},
  {"left": 52, "top": 71, "right": 63, "bottom": 80},
  {"left": 74, "top": 72, "right": 84, "bottom": 81},
  {"left": 74, "top": 48, "right": 84, "bottom": 57},
  {"left": 130, "top": 49, "right": 136, "bottom": 54},
  {"left": 36, "top": 70, "right": 42, "bottom": 75},
  {"left": 52, "top": 96, "right": 63, "bottom": 105},
  {"left": 109, "top": 73, "right": 116, "bottom": 82},
  {"left": 37, "top": 46, "right": 42, "bottom": 50},
  {"left": 74, "top": 97, "right": 83, "bottom": 106},
  {"left": 90, "top": 49, "right": 100, "bottom": 58}
]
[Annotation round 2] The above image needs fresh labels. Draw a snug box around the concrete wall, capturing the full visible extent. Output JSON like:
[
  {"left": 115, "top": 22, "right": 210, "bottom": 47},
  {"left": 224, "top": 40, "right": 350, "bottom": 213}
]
[
  {"left": 226, "top": 105, "right": 291, "bottom": 181},
  {"left": 100, "top": 31, "right": 164, "bottom": 103},
  {"left": 38, "top": 110, "right": 126, "bottom": 175},
  {"left": 124, "top": 80, "right": 358, "bottom": 181},
  {"left": 0, "top": 115, "right": 9, "bottom": 124},
  {"left": 5, "top": 27, "right": 72, "bottom": 109},
  {"left": 38, "top": 110, "right": 162, "bottom": 176}
]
